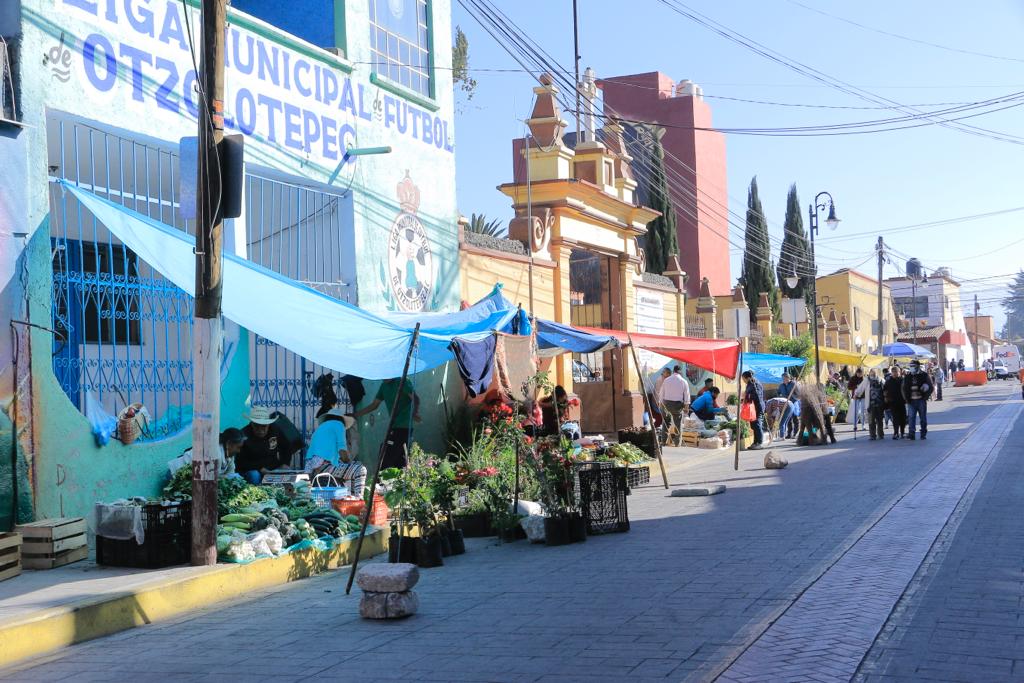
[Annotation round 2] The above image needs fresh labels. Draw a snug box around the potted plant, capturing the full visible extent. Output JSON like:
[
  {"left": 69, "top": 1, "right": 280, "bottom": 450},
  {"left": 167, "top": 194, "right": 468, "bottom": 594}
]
[
  {"left": 431, "top": 460, "right": 465, "bottom": 556},
  {"left": 528, "top": 437, "right": 586, "bottom": 545},
  {"left": 379, "top": 467, "right": 417, "bottom": 564}
]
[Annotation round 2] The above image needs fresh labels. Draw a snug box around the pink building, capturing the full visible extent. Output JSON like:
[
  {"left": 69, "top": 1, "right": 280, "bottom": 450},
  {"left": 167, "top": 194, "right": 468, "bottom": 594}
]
[{"left": 602, "top": 72, "right": 731, "bottom": 297}]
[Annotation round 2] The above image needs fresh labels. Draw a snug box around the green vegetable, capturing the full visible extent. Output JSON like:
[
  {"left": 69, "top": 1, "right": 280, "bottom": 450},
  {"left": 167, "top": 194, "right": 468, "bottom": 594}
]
[
  {"left": 345, "top": 515, "right": 360, "bottom": 525},
  {"left": 221, "top": 513, "right": 258, "bottom": 523}
]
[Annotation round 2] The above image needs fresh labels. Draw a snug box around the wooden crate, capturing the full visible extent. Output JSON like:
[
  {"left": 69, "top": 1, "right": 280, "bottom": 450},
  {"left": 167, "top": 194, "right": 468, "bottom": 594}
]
[
  {"left": 15, "top": 518, "right": 87, "bottom": 570},
  {"left": 681, "top": 431, "right": 700, "bottom": 447},
  {"left": 0, "top": 532, "right": 21, "bottom": 582}
]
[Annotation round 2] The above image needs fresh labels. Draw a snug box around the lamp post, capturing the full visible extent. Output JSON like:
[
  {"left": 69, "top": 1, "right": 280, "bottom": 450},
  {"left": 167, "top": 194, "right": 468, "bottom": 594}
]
[{"left": 808, "top": 192, "right": 840, "bottom": 384}]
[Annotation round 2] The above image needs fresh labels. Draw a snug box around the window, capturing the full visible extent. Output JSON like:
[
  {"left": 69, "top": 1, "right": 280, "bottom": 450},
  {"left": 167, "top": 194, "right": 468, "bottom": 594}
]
[
  {"left": 853, "top": 307, "right": 860, "bottom": 331},
  {"left": 893, "top": 296, "right": 928, "bottom": 318},
  {"left": 369, "top": 0, "right": 431, "bottom": 97},
  {"left": 53, "top": 241, "right": 142, "bottom": 345}
]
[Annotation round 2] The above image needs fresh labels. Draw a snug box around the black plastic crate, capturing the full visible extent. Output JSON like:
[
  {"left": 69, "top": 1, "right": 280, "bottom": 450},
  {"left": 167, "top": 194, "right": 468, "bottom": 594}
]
[
  {"left": 626, "top": 465, "right": 651, "bottom": 489},
  {"left": 578, "top": 466, "right": 629, "bottom": 535},
  {"left": 96, "top": 530, "right": 191, "bottom": 568},
  {"left": 96, "top": 501, "right": 192, "bottom": 568}
]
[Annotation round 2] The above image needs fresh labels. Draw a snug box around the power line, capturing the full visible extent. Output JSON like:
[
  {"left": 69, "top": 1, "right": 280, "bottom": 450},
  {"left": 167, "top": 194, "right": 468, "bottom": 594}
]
[
  {"left": 784, "top": 0, "right": 1024, "bottom": 64},
  {"left": 815, "top": 206, "right": 1024, "bottom": 244}
]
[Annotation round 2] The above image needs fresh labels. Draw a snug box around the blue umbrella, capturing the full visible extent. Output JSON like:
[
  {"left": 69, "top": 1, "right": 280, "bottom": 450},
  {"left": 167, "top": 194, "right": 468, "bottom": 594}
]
[{"left": 876, "top": 342, "right": 936, "bottom": 358}]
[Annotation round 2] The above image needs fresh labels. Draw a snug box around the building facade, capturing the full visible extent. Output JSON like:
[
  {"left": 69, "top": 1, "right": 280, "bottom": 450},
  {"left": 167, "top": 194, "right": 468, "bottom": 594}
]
[
  {"left": 815, "top": 268, "right": 898, "bottom": 353},
  {"left": 0, "top": 0, "right": 459, "bottom": 526},
  {"left": 887, "top": 271, "right": 974, "bottom": 367},
  {"left": 601, "top": 72, "right": 730, "bottom": 298}
]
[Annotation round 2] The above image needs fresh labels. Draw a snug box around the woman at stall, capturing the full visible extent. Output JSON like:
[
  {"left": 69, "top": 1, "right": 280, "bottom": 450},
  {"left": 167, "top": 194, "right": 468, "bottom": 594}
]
[
  {"left": 540, "top": 385, "right": 581, "bottom": 440},
  {"left": 173, "top": 428, "right": 245, "bottom": 479}
]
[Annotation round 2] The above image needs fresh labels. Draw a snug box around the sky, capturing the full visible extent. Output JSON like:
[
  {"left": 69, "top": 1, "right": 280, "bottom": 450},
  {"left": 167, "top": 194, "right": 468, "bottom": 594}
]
[{"left": 449, "top": 0, "right": 1024, "bottom": 333}]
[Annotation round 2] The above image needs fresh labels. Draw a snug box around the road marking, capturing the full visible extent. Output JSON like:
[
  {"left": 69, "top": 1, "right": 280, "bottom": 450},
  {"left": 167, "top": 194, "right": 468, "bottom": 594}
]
[{"left": 717, "top": 401, "right": 1022, "bottom": 683}]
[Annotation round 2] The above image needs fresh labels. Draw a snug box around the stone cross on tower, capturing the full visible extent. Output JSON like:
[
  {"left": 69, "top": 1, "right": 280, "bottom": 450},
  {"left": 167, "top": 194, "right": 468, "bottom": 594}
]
[{"left": 579, "top": 66, "right": 598, "bottom": 144}]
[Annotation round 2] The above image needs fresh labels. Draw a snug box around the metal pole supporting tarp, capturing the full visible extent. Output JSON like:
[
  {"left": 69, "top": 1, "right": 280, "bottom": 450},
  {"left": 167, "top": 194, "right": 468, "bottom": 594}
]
[
  {"left": 345, "top": 323, "right": 421, "bottom": 595},
  {"left": 627, "top": 334, "right": 669, "bottom": 489}
]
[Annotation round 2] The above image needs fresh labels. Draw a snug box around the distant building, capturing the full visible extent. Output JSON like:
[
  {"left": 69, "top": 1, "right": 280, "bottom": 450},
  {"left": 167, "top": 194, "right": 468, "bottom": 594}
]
[
  {"left": 601, "top": 72, "right": 730, "bottom": 298},
  {"left": 886, "top": 269, "right": 975, "bottom": 367},
  {"left": 815, "top": 269, "right": 898, "bottom": 353},
  {"left": 963, "top": 315, "right": 995, "bottom": 365}
]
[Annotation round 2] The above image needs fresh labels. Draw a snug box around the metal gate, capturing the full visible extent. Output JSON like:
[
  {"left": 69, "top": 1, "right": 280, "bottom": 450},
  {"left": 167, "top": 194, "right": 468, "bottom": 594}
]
[
  {"left": 244, "top": 173, "right": 357, "bottom": 441},
  {"left": 48, "top": 115, "right": 194, "bottom": 440},
  {"left": 568, "top": 248, "right": 619, "bottom": 431}
]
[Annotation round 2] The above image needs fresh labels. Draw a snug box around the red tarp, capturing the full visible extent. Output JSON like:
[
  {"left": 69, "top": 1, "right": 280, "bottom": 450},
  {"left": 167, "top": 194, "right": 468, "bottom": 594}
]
[{"left": 577, "top": 326, "right": 741, "bottom": 378}]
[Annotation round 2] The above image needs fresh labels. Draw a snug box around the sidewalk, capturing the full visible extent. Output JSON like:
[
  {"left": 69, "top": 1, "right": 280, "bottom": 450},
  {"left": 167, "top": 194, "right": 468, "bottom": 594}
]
[{"left": 0, "top": 527, "right": 386, "bottom": 667}]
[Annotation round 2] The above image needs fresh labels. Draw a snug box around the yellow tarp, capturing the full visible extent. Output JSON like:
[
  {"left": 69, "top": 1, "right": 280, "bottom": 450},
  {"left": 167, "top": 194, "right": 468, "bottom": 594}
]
[{"left": 816, "top": 346, "right": 887, "bottom": 368}]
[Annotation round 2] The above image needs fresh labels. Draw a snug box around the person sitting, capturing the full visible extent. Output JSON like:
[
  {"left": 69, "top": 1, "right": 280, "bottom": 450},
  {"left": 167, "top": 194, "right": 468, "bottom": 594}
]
[
  {"left": 173, "top": 428, "right": 245, "bottom": 479},
  {"left": 691, "top": 387, "right": 726, "bottom": 421},
  {"left": 540, "top": 386, "right": 581, "bottom": 440},
  {"left": 304, "top": 407, "right": 355, "bottom": 473},
  {"left": 236, "top": 406, "right": 304, "bottom": 484}
]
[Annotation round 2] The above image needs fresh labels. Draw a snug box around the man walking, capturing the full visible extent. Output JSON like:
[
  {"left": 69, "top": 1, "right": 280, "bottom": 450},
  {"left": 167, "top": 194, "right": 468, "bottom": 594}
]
[
  {"left": 932, "top": 363, "right": 945, "bottom": 401},
  {"left": 742, "top": 370, "right": 767, "bottom": 450},
  {"left": 866, "top": 369, "right": 886, "bottom": 440},
  {"left": 948, "top": 358, "right": 957, "bottom": 383},
  {"left": 659, "top": 366, "right": 691, "bottom": 446},
  {"left": 902, "top": 360, "right": 933, "bottom": 441}
]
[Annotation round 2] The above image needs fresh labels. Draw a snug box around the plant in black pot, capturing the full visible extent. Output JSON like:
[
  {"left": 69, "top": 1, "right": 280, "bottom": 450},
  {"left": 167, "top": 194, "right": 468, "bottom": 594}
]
[
  {"left": 528, "top": 436, "right": 586, "bottom": 546},
  {"left": 430, "top": 460, "right": 465, "bottom": 556},
  {"left": 380, "top": 467, "right": 418, "bottom": 565}
]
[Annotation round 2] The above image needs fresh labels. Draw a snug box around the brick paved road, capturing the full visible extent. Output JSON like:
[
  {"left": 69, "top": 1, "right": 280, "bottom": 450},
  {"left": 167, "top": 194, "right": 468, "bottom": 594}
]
[{"left": 0, "top": 384, "right": 1017, "bottom": 683}]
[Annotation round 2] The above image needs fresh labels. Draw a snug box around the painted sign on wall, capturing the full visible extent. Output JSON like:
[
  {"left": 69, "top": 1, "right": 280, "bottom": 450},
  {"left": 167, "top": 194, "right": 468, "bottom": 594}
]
[
  {"left": 635, "top": 289, "right": 665, "bottom": 372},
  {"left": 59, "top": 0, "right": 454, "bottom": 181}
]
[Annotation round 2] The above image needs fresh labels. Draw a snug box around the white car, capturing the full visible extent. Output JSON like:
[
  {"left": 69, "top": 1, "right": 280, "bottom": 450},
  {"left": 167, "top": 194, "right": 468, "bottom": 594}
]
[{"left": 991, "top": 361, "right": 1010, "bottom": 380}]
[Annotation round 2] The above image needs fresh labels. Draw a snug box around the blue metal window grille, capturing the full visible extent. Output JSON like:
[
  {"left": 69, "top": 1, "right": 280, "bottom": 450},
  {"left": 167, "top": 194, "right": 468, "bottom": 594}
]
[
  {"left": 245, "top": 172, "right": 358, "bottom": 443},
  {"left": 369, "top": 0, "right": 431, "bottom": 96},
  {"left": 48, "top": 115, "right": 194, "bottom": 441}
]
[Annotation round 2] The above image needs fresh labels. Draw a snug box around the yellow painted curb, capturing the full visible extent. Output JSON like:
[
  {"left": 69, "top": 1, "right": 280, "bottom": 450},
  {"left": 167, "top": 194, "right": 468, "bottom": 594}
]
[{"left": 0, "top": 528, "right": 386, "bottom": 668}]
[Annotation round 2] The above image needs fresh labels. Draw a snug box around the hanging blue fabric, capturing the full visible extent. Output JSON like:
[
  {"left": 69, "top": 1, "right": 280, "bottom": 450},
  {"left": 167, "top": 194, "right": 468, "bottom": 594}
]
[
  {"left": 449, "top": 335, "right": 497, "bottom": 397},
  {"left": 515, "top": 308, "right": 532, "bottom": 336}
]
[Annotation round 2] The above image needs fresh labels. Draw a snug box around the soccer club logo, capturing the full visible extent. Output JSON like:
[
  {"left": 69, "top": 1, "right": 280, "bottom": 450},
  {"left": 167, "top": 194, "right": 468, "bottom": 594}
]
[{"left": 384, "top": 172, "right": 433, "bottom": 311}]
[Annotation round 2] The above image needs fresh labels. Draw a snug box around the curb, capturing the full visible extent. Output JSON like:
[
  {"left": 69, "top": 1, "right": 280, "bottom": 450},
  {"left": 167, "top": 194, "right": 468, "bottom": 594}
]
[{"left": 0, "top": 528, "right": 386, "bottom": 668}]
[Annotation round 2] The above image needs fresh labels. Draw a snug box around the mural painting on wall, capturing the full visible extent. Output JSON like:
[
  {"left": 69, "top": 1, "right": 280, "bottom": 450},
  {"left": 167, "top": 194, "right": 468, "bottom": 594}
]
[{"left": 381, "top": 172, "right": 433, "bottom": 312}]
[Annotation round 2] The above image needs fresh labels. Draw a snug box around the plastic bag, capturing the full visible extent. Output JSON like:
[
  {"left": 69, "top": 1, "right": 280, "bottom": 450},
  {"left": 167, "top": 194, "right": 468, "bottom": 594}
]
[
  {"left": 94, "top": 502, "right": 146, "bottom": 544},
  {"left": 85, "top": 392, "right": 118, "bottom": 447},
  {"left": 740, "top": 401, "right": 756, "bottom": 422}
]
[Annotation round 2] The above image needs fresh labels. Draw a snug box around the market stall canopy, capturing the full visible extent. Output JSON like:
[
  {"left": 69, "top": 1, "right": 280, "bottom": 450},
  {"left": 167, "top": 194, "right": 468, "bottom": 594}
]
[
  {"left": 62, "top": 182, "right": 512, "bottom": 379},
  {"left": 817, "top": 346, "right": 887, "bottom": 368},
  {"left": 577, "top": 326, "right": 741, "bottom": 377},
  {"left": 380, "top": 285, "right": 516, "bottom": 335},
  {"left": 874, "top": 342, "right": 936, "bottom": 359},
  {"left": 743, "top": 353, "right": 808, "bottom": 383},
  {"left": 535, "top": 319, "right": 619, "bottom": 358}
]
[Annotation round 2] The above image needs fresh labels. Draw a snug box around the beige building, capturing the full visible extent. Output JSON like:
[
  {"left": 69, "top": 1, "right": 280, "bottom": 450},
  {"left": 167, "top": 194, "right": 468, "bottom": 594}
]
[{"left": 815, "top": 268, "right": 898, "bottom": 353}]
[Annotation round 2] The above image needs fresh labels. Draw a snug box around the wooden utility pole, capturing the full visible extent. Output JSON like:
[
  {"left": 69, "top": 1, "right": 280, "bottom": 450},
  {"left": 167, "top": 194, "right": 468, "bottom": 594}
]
[
  {"left": 974, "top": 294, "right": 980, "bottom": 368},
  {"left": 191, "top": 0, "right": 228, "bottom": 566},
  {"left": 876, "top": 236, "right": 885, "bottom": 348}
]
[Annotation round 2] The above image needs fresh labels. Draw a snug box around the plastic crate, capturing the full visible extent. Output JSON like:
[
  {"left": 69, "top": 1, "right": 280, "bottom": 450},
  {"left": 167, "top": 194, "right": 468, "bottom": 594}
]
[
  {"left": 96, "top": 531, "right": 191, "bottom": 568},
  {"left": 626, "top": 465, "right": 651, "bottom": 489},
  {"left": 96, "top": 501, "right": 191, "bottom": 569},
  {"left": 578, "top": 466, "right": 629, "bottom": 535}
]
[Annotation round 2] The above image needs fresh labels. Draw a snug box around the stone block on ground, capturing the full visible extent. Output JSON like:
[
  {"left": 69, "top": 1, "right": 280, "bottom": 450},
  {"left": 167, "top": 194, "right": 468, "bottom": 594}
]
[
  {"left": 671, "top": 484, "right": 726, "bottom": 497},
  {"left": 764, "top": 451, "right": 788, "bottom": 470},
  {"left": 356, "top": 563, "right": 420, "bottom": 592},
  {"left": 359, "top": 590, "right": 419, "bottom": 619}
]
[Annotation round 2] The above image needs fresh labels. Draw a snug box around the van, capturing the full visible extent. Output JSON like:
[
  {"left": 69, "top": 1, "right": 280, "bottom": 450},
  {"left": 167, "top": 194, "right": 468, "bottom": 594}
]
[{"left": 992, "top": 344, "right": 1022, "bottom": 374}]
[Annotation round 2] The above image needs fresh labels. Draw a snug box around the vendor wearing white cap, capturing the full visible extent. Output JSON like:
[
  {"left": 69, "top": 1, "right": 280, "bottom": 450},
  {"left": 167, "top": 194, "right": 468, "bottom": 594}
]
[{"left": 237, "top": 406, "right": 304, "bottom": 484}]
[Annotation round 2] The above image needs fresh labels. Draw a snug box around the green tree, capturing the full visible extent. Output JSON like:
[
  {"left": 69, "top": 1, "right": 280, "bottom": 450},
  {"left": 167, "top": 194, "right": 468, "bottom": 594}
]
[
  {"left": 452, "top": 26, "right": 477, "bottom": 102},
  {"left": 741, "top": 176, "right": 779, "bottom": 322},
  {"left": 768, "top": 332, "right": 814, "bottom": 379},
  {"left": 466, "top": 213, "right": 503, "bottom": 237},
  {"left": 641, "top": 126, "right": 678, "bottom": 274},
  {"left": 1002, "top": 270, "right": 1024, "bottom": 342},
  {"left": 776, "top": 184, "right": 812, "bottom": 307}
]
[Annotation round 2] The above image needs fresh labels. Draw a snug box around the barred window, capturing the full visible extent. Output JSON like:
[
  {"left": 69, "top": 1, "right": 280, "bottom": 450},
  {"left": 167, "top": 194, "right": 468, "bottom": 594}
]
[{"left": 369, "top": 0, "right": 432, "bottom": 97}]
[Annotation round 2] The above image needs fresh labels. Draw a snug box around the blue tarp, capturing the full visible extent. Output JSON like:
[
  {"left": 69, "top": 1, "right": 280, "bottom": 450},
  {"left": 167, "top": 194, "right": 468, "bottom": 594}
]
[
  {"left": 380, "top": 285, "right": 516, "bottom": 334},
  {"left": 875, "top": 342, "right": 936, "bottom": 359},
  {"left": 743, "top": 353, "right": 807, "bottom": 383},
  {"left": 62, "top": 182, "right": 510, "bottom": 380},
  {"left": 535, "top": 319, "right": 618, "bottom": 357}
]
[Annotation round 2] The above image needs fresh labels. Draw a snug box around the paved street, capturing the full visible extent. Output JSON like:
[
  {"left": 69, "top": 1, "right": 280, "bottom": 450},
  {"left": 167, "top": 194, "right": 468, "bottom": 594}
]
[{"left": 1, "top": 383, "right": 1021, "bottom": 682}]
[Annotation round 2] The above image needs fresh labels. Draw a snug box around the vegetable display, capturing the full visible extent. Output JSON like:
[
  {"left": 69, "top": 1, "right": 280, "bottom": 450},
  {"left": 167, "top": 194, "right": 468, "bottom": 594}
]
[{"left": 606, "top": 442, "right": 650, "bottom": 465}]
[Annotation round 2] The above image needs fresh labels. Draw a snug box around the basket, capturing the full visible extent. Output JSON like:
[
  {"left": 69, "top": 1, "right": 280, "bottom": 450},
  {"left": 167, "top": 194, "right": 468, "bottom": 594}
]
[
  {"left": 366, "top": 493, "right": 389, "bottom": 527},
  {"left": 332, "top": 498, "right": 365, "bottom": 518},
  {"left": 310, "top": 473, "right": 347, "bottom": 509},
  {"left": 116, "top": 403, "right": 150, "bottom": 445},
  {"left": 578, "top": 466, "right": 629, "bottom": 535},
  {"left": 626, "top": 465, "right": 651, "bottom": 489}
]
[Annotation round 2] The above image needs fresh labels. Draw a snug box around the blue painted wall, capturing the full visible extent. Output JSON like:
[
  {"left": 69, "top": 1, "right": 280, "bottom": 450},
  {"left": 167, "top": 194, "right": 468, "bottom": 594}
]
[{"left": 232, "top": 0, "right": 337, "bottom": 51}]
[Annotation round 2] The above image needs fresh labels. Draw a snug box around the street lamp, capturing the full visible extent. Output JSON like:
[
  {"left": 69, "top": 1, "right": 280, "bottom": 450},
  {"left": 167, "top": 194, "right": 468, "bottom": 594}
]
[
  {"left": 785, "top": 271, "right": 799, "bottom": 290},
  {"left": 808, "top": 191, "right": 840, "bottom": 384}
]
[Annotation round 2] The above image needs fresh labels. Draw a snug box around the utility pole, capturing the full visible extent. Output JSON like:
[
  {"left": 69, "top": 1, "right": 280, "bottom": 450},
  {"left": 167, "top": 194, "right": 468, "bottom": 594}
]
[
  {"left": 191, "top": 0, "right": 227, "bottom": 566},
  {"left": 876, "top": 236, "right": 885, "bottom": 349},
  {"left": 974, "top": 294, "right": 980, "bottom": 368},
  {"left": 572, "top": 0, "right": 581, "bottom": 138}
]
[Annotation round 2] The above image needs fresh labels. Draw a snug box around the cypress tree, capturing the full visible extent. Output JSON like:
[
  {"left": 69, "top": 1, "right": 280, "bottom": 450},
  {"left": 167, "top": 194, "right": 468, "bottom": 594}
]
[
  {"left": 742, "top": 177, "right": 778, "bottom": 323},
  {"left": 776, "top": 184, "right": 813, "bottom": 307},
  {"left": 1002, "top": 270, "right": 1024, "bottom": 342},
  {"left": 642, "top": 127, "right": 678, "bottom": 274}
]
